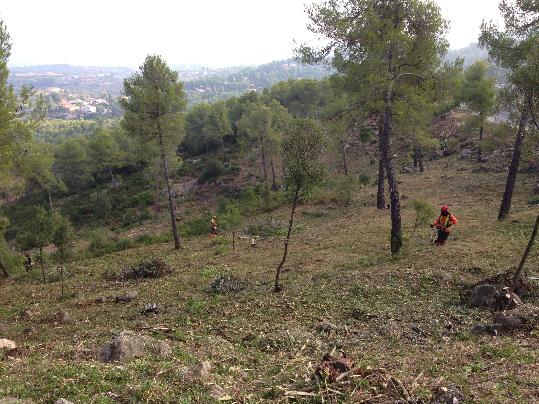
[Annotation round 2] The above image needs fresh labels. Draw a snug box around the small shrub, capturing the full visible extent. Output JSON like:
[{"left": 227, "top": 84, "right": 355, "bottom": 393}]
[
  {"left": 87, "top": 228, "right": 134, "bottom": 257},
  {"left": 199, "top": 160, "right": 225, "bottom": 183},
  {"left": 209, "top": 275, "right": 248, "bottom": 294},
  {"left": 113, "top": 258, "right": 173, "bottom": 281},
  {"left": 180, "top": 217, "right": 209, "bottom": 237},
  {"left": 135, "top": 232, "right": 172, "bottom": 245},
  {"left": 411, "top": 199, "right": 435, "bottom": 237},
  {"left": 185, "top": 298, "right": 205, "bottom": 315},
  {"left": 530, "top": 196, "right": 539, "bottom": 206},
  {"left": 358, "top": 173, "right": 370, "bottom": 187},
  {"left": 213, "top": 245, "right": 227, "bottom": 256},
  {"left": 245, "top": 218, "right": 287, "bottom": 237}
]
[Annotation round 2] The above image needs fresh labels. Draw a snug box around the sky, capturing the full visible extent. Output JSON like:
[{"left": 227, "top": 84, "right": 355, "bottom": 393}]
[{"left": 1, "top": 0, "right": 504, "bottom": 68}]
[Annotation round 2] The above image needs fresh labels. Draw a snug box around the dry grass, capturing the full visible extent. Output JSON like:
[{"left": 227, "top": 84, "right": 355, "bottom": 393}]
[{"left": 0, "top": 155, "right": 538, "bottom": 403}]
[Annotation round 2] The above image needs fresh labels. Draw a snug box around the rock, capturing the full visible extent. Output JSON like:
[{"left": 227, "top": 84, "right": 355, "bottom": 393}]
[
  {"left": 493, "top": 313, "right": 523, "bottom": 330},
  {"left": 431, "top": 386, "right": 464, "bottom": 403},
  {"left": 141, "top": 303, "right": 159, "bottom": 315},
  {"left": 0, "top": 339, "right": 17, "bottom": 353},
  {"left": 98, "top": 330, "right": 171, "bottom": 363},
  {"left": 188, "top": 361, "right": 212, "bottom": 379},
  {"left": 534, "top": 183, "right": 539, "bottom": 195},
  {"left": 55, "top": 399, "right": 74, "bottom": 404},
  {"left": 438, "top": 271, "right": 453, "bottom": 282},
  {"left": 470, "top": 324, "right": 487, "bottom": 335},
  {"left": 115, "top": 290, "right": 138, "bottom": 303},
  {"left": 19, "top": 309, "right": 35, "bottom": 320},
  {"left": 209, "top": 275, "right": 247, "bottom": 294},
  {"left": 0, "top": 399, "right": 32, "bottom": 404},
  {"left": 94, "top": 296, "right": 107, "bottom": 304},
  {"left": 208, "top": 384, "right": 230, "bottom": 400},
  {"left": 401, "top": 166, "right": 413, "bottom": 174},
  {"left": 470, "top": 323, "right": 499, "bottom": 336},
  {"left": 22, "top": 326, "right": 35, "bottom": 335},
  {"left": 315, "top": 319, "right": 337, "bottom": 335},
  {"left": 470, "top": 284, "right": 499, "bottom": 309},
  {"left": 459, "top": 149, "right": 470, "bottom": 160},
  {"left": 55, "top": 310, "right": 72, "bottom": 324}
]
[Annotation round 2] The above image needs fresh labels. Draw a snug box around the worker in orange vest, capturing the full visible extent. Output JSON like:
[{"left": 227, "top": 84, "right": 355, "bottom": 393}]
[
  {"left": 430, "top": 205, "right": 458, "bottom": 246},
  {"left": 210, "top": 216, "right": 218, "bottom": 238}
]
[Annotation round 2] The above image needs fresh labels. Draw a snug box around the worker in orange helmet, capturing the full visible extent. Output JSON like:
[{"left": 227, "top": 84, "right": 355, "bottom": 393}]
[
  {"left": 210, "top": 215, "right": 218, "bottom": 238},
  {"left": 430, "top": 205, "right": 458, "bottom": 246}
]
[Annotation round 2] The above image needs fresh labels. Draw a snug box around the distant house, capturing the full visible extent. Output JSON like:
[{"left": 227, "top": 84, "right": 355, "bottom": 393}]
[{"left": 81, "top": 105, "right": 97, "bottom": 114}]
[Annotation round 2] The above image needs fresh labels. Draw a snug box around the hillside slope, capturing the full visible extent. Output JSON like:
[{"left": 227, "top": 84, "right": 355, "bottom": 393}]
[{"left": 0, "top": 155, "right": 537, "bottom": 403}]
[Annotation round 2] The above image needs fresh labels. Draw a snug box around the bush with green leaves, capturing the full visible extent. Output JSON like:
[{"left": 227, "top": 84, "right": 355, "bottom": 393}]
[
  {"left": 87, "top": 227, "right": 134, "bottom": 257},
  {"left": 198, "top": 160, "right": 225, "bottom": 183},
  {"left": 410, "top": 199, "right": 436, "bottom": 238}
]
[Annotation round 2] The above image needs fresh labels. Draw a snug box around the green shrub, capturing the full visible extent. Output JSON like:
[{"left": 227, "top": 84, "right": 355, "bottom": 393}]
[
  {"left": 358, "top": 173, "right": 371, "bottom": 187},
  {"left": 180, "top": 217, "right": 209, "bottom": 237},
  {"left": 410, "top": 199, "right": 435, "bottom": 237},
  {"left": 199, "top": 160, "right": 225, "bottom": 183},
  {"left": 135, "top": 232, "right": 172, "bottom": 245},
  {"left": 87, "top": 228, "right": 135, "bottom": 257},
  {"left": 530, "top": 196, "right": 539, "bottom": 206}
]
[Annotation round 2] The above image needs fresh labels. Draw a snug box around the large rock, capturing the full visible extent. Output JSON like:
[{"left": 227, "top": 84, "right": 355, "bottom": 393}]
[
  {"left": 98, "top": 330, "right": 171, "bottom": 363},
  {"left": 493, "top": 313, "right": 523, "bottom": 330},
  {"left": 470, "top": 284, "right": 499, "bottom": 309},
  {"left": 0, "top": 339, "right": 17, "bottom": 354},
  {"left": 114, "top": 290, "right": 138, "bottom": 303},
  {"left": 188, "top": 361, "right": 212, "bottom": 379}
]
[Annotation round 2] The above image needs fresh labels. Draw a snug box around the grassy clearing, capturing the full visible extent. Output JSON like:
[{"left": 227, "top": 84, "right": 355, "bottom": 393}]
[{"left": 0, "top": 156, "right": 538, "bottom": 403}]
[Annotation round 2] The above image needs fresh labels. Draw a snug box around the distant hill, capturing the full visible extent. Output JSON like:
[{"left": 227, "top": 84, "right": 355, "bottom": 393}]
[
  {"left": 8, "top": 59, "right": 332, "bottom": 105},
  {"left": 445, "top": 43, "right": 507, "bottom": 85}
]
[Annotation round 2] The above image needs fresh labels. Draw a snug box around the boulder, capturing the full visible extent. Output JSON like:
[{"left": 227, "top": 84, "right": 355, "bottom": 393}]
[
  {"left": 55, "top": 310, "right": 72, "bottom": 324},
  {"left": 208, "top": 384, "right": 230, "bottom": 400},
  {"left": 115, "top": 290, "right": 138, "bottom": 303},
  {"left": 188, "top": 361, "right": 212, "bottom": 379},
  {"left": 0, "top": 339, "right": 17, "bottom": 353},
  {"left": 470, "top": 284, "right": 499, "bottom": 309},
  {"left": 98, "top": 330, "right": 171, "bottom": 363},
  {"left": 459, "top": 149, "right": 471, "bottom": 160},
  {"left": 493, "top": 313, "right": 523, "bottom": 330}
]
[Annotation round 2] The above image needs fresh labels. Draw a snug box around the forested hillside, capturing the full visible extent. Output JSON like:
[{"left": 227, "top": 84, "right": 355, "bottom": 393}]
[{"left": 0, "top": 1, "right": 538, "bottom": 403}]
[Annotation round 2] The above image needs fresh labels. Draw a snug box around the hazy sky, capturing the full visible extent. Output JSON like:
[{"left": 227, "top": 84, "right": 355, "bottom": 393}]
[{"left": 1, "top": 0, "right": 504, "bottom": 68}]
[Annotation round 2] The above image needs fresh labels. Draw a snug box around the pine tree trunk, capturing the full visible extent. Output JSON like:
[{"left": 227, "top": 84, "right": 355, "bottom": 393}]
[
  {"left": 381, "top": 89, "right": 402, "bottom": 254},
  {"left": 39, "top": 247, "right": 46, "bottom": 282},
  {"left": 478, "top": 112, "right": 484, "bottom": 162},
  {"left": 261, "top": 141, "right": 268, "bottom": 182},
  {"left": 109, "top": 165, "right": 116, "bottom": 191},
  {"left": 274, "top": 184, "right": 300, "bottom": 292},
  {"left": 221, "top": 138, "right": 226, "bottom": 163},
  {"left": 157, "top": 124, "right": 181, "bottom": 249},
  {"left": 0, "top": 260, "right": 9, "bottom": 277},
  {"left": 377, "top": 156, "right": 386, "bottom": 209},
  {"left": 270, "top": 155, "right": 278, "bottom": 190},
  {"left": 48, "top": 190, "right": 53, "bottom": 210},
  {"left": 341, "top": 145, "right": 348, "bottom": 176},
  {"left": 511, "top": 215, "right": 539, "bottom": 293},
  {"left": 418, "top": 149, "right": 424, "bottom": 173},
  {"left": 413, "top": 150, "right": 418, "bottom": 168},
  {"left": 499, "top": 111, "right": 529, "bottom": 220}
]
